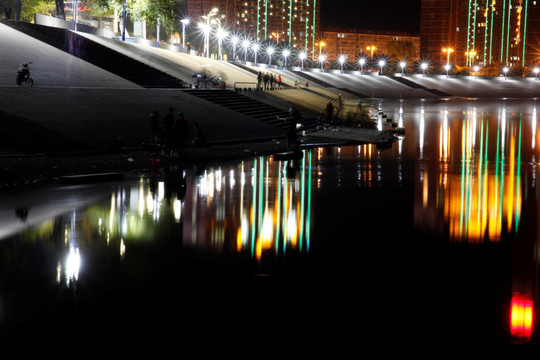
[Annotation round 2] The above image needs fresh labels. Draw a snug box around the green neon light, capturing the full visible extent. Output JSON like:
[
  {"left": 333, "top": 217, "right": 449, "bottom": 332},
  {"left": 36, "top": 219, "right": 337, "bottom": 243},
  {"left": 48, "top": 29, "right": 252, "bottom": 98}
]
[
  {"left": 289, "top": 0, "right": 293, "bottom": 46},
  {"left": 522, "top": 0, "right": 529, "bottom": 67},
  {"left": 251, "top": 158, "right": 257, "bottom": 256},
  {"left": 299, "top": 151, "right": 305, "bottom": 251},
  {"left": 484, "top": 0, "right": 489, "bottom": 64},
  {"left": 258, "top": 156, "right": 264, "bottom": 236},
  {"left": 256, "top": 0, "right": 261, "bottom": 40},
  {"left": 264, "top": 0, "right": 268, "bottom": 40},
  {"left": 275, "top": 161, "right": 282, "bottom": 253},
  {"left": 306, "top": 150, "right": 312, "bottom": 251},
  {"left": 489, "top": 1, "right": 495, "bottom": 64},
  {"left": 466, "top": 0, "right": 473, "bottom": 66},
  {"left": 473, "top": 0, "right": 478, "bottom": 58},
  {"left": 501, "top": 0, "right": 507, "bottom": 62},
  {"left": 505, "top": 0, "right": 512, "bottom": 64},
  {"left": 460, "top": 124, "right": 466, "bottom": 235},
  {"left": 305, "top": 0, "right": 310, "bottom": 50},
  {"left": 312, "top": 0, "right": 317, "bottom": 57}
]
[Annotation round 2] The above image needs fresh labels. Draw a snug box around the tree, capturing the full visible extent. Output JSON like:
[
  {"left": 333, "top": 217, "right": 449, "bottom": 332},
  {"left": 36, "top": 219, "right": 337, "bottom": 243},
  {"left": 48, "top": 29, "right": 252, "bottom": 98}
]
[{"left": 385, "top": 40, "right": 417, "bottom": 64}]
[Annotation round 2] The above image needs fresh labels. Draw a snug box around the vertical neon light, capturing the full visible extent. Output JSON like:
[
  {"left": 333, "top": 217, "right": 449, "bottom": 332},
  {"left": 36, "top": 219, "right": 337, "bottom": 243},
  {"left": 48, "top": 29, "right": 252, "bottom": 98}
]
[
  {"left": 489, "top": 0, "right": 495, "bottom": 64},
  {"left": 289, "top": 0, "right": 293, "bottom": 46},
  {"left": 484, "top": 0, "right": 489, "bottom": 64},
  {"left": 312, "top": 0, "right": 317, "bottom": 58},
  {"left": 501, "top": 0, "right": 507, "bottom": 62},
  {"left": 257, "top": 0, "right": 261, "bottom": 40},
  {"left": 264, "top": 0, "right": 268, "bottom": 40},
  {"left": 522, "top": 0, "right": 529, "bottom": 67},
  {"left": 467, "top": 0, "right": 473, "bottom": 65},
  {"left": 305, "top": 0, "right": 310, "bottom": 50},
  {"left": 505, "top": 0, "right": 513, "bottom": 64}
]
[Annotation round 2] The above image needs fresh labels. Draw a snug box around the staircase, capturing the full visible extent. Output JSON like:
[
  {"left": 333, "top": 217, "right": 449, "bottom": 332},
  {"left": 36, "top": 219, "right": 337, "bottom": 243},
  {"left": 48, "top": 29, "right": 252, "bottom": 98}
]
[
  {"left": 184, "top": 89, "right": 295, "bottom": 129},
  {"left": 1, "top": 19, "right": 188, "bottom": 88}
]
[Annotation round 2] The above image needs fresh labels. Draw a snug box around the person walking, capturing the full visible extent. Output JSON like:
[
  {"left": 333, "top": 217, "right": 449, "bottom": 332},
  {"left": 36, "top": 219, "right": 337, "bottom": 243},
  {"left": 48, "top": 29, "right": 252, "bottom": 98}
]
[
  {"left": 149, "top": 110, "right": 160, "bottom": 145},
  {"left": 257, "top": 71, "right": 262, "bottom": 91},
  {"left": 277, "top": 74, "right": 282, "bottom": 89},
  {"left": 269, "top": 73, "right": 274, "bottom": 90},
  {"left": 162, "top": 107, "right": 175, "bottom": 155},
  {"left": 325, "top": 102, "right": 334, "bottom": 125},
  {"left": 173, "top": 110, "right": 188, "bottom": 156},
  {"left": 263, "top": 72, "right": 269, "bottom": 90}
]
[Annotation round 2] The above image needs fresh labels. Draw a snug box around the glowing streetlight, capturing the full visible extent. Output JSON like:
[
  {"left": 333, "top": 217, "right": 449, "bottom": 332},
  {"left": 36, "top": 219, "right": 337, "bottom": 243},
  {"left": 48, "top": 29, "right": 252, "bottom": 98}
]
[
  {"left": 503, "top": 66, "right": 509, "bottom": 80},
  {"left": 366, "top": 45, "right": 376, "bottom": 60},
  {"left": 282, "top": 48, "right": 290, "bottom": 68},
  {"left": 473, "top": 65, "right": 479, "bottom": 78},
  {"left": 299, "top": 51, "right": 306, "bottom": 70},
  {"left": 421, "top": 62, "right": 428, "bottom": 77},
  {"left": 338, "top": 55, "right": 346, "bottom": 73},
  {"left": 444, "top": 64, "right": 450, "bottom": 78},
  {"left": 181, "top": 18, "right": 190, "bottom": 53},
  {"left": 200, "top": 7, "right": 218, "bottom": 58},
  {"left": 378, "top": 59, "right": 385, "bottom": 75},
  {"left": 215, "top": 24, "right": 228, "bottom": 60},
  {"left": 534, "top": 67, "right": 539, "bottom": 80},
  {"left": 267, "top": 46, "right": 275, "bottom": 66},
  {"left": 442, "top": 47, "right": 454, "bottom": 65},
  {"left": 359, "top": 57, "right": 366, "bottom": 75},
  {"left": 252, "top": 42, "right": 260, "bottom": 65},
  {"left": 271, "top": 32, "right": 282, "bottom": 44},
  {"left": 230, "top": 35, "right": 239, "bottom": 61},
  {"left": 466, "top": 50, "right": 477, "bottom": 66},
  {"left": 400, "top": 61, "right": 406, "bottom": 76},
  {"left": 319, "top": 53, "right": 326, "bottom": 71},
  {"left": 316, "top": 41, "right": 326, "bottom": 58},
  {"left": 242, "top": 39, "right": 250, "bottom": 64}
]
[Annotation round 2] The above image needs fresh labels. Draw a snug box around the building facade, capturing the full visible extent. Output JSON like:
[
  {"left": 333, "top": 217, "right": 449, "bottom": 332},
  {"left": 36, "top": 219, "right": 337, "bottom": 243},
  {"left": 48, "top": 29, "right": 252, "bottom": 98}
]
[
  {"left": 186, "top": 0, "right": 320, "bottom": 56},
  {"left": 421, "top": 0, "right": 540, "bottom": 70},
  {"left": 320, "top": 27, "right": 421, "bottom": 65}
]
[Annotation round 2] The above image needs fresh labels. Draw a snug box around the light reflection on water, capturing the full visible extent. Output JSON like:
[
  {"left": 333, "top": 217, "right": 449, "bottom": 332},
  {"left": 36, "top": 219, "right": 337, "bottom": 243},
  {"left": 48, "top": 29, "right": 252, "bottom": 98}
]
[{"left": 1, "top": 98, "right": 540, "bottom": 353}]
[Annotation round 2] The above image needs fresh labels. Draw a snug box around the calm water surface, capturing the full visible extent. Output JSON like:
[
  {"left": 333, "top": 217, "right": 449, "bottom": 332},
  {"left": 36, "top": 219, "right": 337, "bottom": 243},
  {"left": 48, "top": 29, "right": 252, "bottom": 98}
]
[{"left": 1, "top": 98, "right": 539, "bottom": 356}]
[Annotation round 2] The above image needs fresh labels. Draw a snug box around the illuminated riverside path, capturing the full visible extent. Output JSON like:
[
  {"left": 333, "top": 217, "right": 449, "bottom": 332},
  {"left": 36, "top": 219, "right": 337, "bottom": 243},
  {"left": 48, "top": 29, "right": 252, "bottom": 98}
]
[{"left": 2, "top": 97, "right": 540, "bottom": 357}]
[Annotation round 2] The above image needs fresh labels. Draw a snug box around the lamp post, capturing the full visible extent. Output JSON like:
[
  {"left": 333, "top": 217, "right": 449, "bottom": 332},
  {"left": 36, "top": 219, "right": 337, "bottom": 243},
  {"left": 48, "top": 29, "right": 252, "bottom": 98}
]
[
  {"left": 299, "top": 51, "right": 306, "bottom": 70},
  {"left": 444, "top": 64, "right": 450, "bottom": 78},
  {"left": 339, "top": 55, "right": 346, "bottom": 73},
  {"left": 316, "top": 41, "right": 326, "bottom": 59},
  {"left": 534, "top": 67, "right": 539, "bottom": 80},
  {"left": 319, "top": 53, "right": 326, "bottom": 71},
  {"left": 201, "top": 8, "right": 218, "bottom": 58},
  {"left": 252, "top": 43, "right": 259, "bottom": 65},
  {"left": 503, "top": 66, "right": 509, "bottom": 80},
  {"left": 215, "top": 23, "right": 228, "bottom": 60},
  {"left": 230, "top": 35, "right": 239, "bottom": 61},
  {"left": 267, "top": 46, "right": 274, "bottom": 66},
  {"left": 466, "top": 50, "right": 476, "bottom": 67},
  {"left": 242, "top": 39, "right": 250, "bottom": 64},
  {"left": 282, "top": 49, "right": 290, "bottom": 68},
  {"left": 122, "top": 0, "right": 127, "bottom": 41},
  {"left": 474, "top": 65, "right": 479, "bottom": 78},
  {"left": 156, "top": 14, "right": 161, "bottom": 48},
  {"left": 378, "top": 59, "right": 385, "bottom": 76},
  {"left": 181, "top": 19, "right": 189, "bottom": 53},
  {"left": 359, "top": 57, "right": 365, "bottom": 75},
  {"left": 421, "top": 62, "right": 428, "bottom": 77},
  {"left": 400, "top": 61, "right": 406, "bottom": 76},
  {"left": 442, "top": 47, "right": 454, "bottom": 66}
]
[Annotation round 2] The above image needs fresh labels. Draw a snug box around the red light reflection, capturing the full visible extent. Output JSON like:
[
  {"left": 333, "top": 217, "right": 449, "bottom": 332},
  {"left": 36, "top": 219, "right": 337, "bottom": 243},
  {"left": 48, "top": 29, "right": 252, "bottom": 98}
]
[{"left": 510, "top": 293, "right": 534, "bottom": 341}]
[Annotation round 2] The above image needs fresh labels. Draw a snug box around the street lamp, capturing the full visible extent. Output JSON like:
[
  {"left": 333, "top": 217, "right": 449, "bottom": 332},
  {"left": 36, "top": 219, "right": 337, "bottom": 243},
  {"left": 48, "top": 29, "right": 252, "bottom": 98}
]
[
  {"left": 201, "top": 8, "right": 218, "bottom": 58},
  {"left": 473, "top": 65, "right": 479, "bottom": 78},
  {"left": 215, "top": 24, "right": 228, "bottom": 60},
  {"left": 181, "top": 19, "right": 189, "bottom": 53},
  {"left": 421, "top": 62, "right": 428, "bottom": 77},
  {"left": 359, "top": 57, "right": 366, "bottom": 75},
  {"left": 319, "top": 53, "right": 326, "bottom": 71},
  {"left": 242, "top": 39, "right": 250, "bottom": 64},
  {"left": 267, "top": 46, "right": 274, "bottom": 66},
  {"left": 230, "top": 35, "right": 239, "bottom": 61},
  {"left": 122, "top": 0, "right": 127, "bottom": 41},
  {"left": 378, "top": 59, "right": 385, "bottom": 75},
  {"left": 444, "top": 64, "right": 450, "bottom": 78},
  {"left": 316, "top": 41, "right": 326, "bottom": 59},
  {"left": 442, "top": 47, "right": 454, "bottom": 66},
  {"left": 466, "top": 50, "right": 476, "bottom": 67},
  {"left": 299, "top": 51, "right": 306, "bottom": 70},
  {"left": 339, "top": 55, "right": 346, "bottom": 73},
  {"left": 282, "top": 48, "right": 290, "bottom": 68},
  {"left": 534, "top": 67, "right": 539, "bottom": 80},
  {"left": 252, "top": 43, "right": 260, "bottom": 65},
  {"left": 400, "top": 61, "right": 406, "bottom": 76},
  {"left": 156, "top": 14, "right": 161, "bottom": 48},
  {"left": 367, "top": 45, "right": 376, "bottom": 60},
  {"left": 503, "top": 66, "right": 509, "bottom": 80}
]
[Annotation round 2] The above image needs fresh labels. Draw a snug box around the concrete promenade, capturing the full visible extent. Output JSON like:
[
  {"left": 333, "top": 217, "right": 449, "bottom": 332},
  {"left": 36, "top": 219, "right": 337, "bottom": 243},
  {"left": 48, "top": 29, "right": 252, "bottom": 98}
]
[{"left": 1, "top": 21, "right": 539, "bottom": 159}]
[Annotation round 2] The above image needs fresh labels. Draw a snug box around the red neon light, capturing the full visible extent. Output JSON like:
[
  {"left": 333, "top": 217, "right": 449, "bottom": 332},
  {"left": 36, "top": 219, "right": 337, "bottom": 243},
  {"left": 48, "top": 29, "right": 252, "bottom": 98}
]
[{"left": 510, "top": 293, "right": 534, "bottom": 340}]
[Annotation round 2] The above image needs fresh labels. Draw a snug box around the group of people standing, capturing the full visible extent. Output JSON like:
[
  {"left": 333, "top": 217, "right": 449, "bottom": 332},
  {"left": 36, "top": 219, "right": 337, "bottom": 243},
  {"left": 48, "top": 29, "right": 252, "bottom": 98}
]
[
  {"left": 149, "top": 107, "right": 206, "bottom": 157},
  {"left": 257, "top": 71, "right": 282, "bottom": 91}
]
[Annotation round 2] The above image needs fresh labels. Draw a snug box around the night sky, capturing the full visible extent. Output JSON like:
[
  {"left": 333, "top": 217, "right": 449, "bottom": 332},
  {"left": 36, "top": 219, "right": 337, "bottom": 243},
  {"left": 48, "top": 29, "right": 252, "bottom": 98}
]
[{"left": 320, "top": 0, "right": 422, "bottom": 34}]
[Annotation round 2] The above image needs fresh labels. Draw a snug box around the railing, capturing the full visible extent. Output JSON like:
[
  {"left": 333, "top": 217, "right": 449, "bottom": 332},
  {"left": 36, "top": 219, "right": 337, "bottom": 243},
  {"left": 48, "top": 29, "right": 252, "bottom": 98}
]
[{"left": 234, "top": 81, "right": 258, "bottom": 92}]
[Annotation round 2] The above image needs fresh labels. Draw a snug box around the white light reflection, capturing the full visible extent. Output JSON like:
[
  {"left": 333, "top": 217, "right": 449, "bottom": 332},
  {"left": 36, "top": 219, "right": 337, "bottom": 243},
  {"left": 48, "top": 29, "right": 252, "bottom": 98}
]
[
  {"left": 65, "top": 246, "right": 80, "bottom": 286},
  {"left": 419, "top": 105, "right": 425, "bottom": 159}
]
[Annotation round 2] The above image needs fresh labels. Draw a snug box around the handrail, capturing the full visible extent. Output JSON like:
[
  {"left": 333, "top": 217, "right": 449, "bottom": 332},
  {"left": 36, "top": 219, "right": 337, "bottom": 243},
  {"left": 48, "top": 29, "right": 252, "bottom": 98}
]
[{"left": 234, "top": 81, "right": 258, "bottom": 89}]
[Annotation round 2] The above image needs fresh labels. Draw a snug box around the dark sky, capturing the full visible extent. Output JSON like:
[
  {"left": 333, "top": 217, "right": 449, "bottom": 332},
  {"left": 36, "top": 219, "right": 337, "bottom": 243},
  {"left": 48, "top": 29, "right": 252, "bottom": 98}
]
[{"left": 320, "top": 0, "right": 421, "bottom": 34}]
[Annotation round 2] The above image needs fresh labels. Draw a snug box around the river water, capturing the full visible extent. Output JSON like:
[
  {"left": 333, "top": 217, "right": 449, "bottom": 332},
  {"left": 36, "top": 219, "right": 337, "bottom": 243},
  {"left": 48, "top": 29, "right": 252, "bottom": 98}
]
[{"left": 1, "top": 98, "right": 539, "bottom": 356}]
